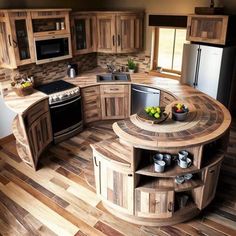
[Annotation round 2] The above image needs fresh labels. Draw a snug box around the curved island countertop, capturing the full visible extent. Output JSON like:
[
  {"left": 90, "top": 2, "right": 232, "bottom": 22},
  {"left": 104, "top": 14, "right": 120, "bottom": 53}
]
[{"left": 113, "top": 95, "right": 231, "bottom": 149}]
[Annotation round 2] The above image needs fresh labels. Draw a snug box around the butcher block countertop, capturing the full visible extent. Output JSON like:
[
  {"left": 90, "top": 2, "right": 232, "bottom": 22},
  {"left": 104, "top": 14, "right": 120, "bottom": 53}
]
[{"left": 3, "top": 68, "right": 231, "bottom": 139}]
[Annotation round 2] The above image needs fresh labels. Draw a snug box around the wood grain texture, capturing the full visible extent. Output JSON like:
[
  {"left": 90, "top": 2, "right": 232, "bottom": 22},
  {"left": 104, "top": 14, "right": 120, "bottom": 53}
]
[{"left": 0, "top": 119, "right": 235, "bottom": 235}]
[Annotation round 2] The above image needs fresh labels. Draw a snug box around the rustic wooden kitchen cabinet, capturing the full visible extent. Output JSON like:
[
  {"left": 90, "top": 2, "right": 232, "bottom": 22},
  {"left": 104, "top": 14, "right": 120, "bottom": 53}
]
[
  {"left": 192, "top": 157, "right": 222, "bottom": 210},
  {"left": 96, "top": 13, "right": 116, "bottom": 53},
  {"left": 186, "top": 14, "right": 236, "bottom": 45},
  {"left": 96, "top": 12, "right": 143, "bottom": 53},
  {"left": 0, "top": 10, "right": 35, "bottom": 68},
  {"left": 70, "top": 12, "right": 96, "bottom": 55},
  {"left": 31, "top": 9, "right": 71, "bottom": 36},
  {"left": 116, "top": 13, "right": 143, "bottom": 53},
  {"left": 100, "top": 84, "right": 130, "bottom": 120},
  {"left": 135, "top": 188, "right": 174, "bottom": 218},
  {"left": 92, "top": 139, "right": 134, "bottom": 215},
  {"left": 81, "top": 85, "right": 101, "bottom": 124},
  {"left": 13, "top": 98, "right": 53, "bottom": 170}
]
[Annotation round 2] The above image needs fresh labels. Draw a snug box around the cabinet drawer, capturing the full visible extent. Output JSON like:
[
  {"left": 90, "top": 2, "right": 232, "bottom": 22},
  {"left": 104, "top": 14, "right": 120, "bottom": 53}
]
[
  {"left": 81, "top": 85, "right": 100, "bottom": 95},
  {"left": 100, "top": 85, "right": 129, "bottom": 94},
  {"left": 24, "top": 99, "right": 49, "bottom": 126}
]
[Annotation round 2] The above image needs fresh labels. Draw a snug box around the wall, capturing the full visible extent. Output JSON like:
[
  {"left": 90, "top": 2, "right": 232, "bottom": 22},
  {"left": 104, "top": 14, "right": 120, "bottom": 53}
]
[{"left": 0, "top": 0, "right": 104, "bottom": 11}]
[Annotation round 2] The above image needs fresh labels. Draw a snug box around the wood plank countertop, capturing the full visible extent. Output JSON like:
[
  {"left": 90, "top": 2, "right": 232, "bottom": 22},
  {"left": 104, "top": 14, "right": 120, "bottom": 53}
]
[{"left": 3, "top": 68, "right": 231, "bottom": 144}]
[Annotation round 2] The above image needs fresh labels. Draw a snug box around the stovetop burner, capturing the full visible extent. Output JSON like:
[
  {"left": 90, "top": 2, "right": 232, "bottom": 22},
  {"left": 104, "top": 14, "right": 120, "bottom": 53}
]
[{"left": 36, "top": 80, "right": 76, "bottom": 95}]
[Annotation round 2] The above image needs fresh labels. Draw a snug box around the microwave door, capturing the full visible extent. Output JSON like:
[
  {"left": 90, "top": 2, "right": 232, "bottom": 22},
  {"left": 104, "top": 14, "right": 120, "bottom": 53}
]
[{"left": 35, "top": 36, "right": 71, "bottom": 64}]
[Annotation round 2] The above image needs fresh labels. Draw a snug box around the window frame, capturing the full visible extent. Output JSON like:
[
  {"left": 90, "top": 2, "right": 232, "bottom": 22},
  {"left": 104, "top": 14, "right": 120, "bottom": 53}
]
[{"left": 150, "top": 26, "right": 187, "bottom": 79}]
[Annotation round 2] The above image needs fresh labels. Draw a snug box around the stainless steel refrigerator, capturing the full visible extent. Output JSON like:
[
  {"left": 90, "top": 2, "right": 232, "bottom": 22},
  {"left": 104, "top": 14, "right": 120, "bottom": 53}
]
[{"left": 181, "top": 43, "right": 236, "bottom": 108}]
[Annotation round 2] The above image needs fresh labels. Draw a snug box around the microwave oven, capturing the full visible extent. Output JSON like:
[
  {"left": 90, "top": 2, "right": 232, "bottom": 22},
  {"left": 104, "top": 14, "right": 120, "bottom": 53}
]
[{"left": 34, "top": 35, "right": 72, "bottom": 64}]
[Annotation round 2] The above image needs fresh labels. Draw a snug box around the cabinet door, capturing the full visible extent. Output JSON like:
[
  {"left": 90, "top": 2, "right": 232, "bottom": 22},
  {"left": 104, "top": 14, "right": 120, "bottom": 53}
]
[
  {"left": 101, "top": 93, "right": 129, "bottom": 120},
  {"left": 193, "top": 157, "right": 222, "bottom": 210},
  {"left": 136, "top": 189, "right": 174, "bottom": 218},
  {"left": 0, "top": 18, "right": 16, "bottom": 68},
  {"left": 93, "top": 155, "right": 134, "bottom": 215},
  {"left": 9, "top": 11, "right": 35, "bottom": 66},
  {"left": 71, "top": 14, "right": 96, "bottom": 55},
  {"left": 116, "top": 13, "right": 143, "bottom": 53},
  {"left": 28, "top": 112, "right": 53, "bottom": 168},
  {"left": 81, "top": 86, "right": 101, "bottom": 124},
  {"left": 186, "top": 15, "right": 228, "bottom": 45},
  {"left": 96, "top": 14, "right": 116, "bottom": 53}
]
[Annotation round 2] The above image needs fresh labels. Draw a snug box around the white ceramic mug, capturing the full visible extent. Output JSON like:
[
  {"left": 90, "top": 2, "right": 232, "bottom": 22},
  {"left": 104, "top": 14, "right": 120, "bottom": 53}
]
[
  {"left": 154, "top": 160, "right": 165, "bottom": 172},
  {"left": 178, "top": 157, "right": 192, "bottom": 168},
  {"left": 178, "top": 150, "right": 189, "bottom": 160},
  {"left": 163, "top": 154, "right": 171, "bottom": 166}
]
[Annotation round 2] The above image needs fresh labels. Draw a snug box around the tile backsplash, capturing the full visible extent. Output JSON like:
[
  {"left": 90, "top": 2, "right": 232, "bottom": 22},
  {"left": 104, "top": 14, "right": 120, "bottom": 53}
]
[
  {"left": 0, "top": 53, "right": 97, "bottom": 87},
  {"left": 97, "top": 52, "right": 151, "bottom": 73},
  {"left": 0, "top": 51, "right": 150, "bottom": 89}
]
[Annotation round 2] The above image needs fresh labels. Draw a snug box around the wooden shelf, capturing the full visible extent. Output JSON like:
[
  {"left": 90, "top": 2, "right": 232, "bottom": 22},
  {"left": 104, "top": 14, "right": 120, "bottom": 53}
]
[
  {"left": 136, "top": 163, "right": 200, "bottom": 177},
  {"left": 136, "top": 176, "right": 203, "bottom": 192}
]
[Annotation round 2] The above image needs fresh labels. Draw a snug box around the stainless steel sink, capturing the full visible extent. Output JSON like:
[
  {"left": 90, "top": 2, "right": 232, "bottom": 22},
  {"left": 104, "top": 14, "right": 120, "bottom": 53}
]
[{"left": 97, "top": 73, "right": 130, "bottom": 82}]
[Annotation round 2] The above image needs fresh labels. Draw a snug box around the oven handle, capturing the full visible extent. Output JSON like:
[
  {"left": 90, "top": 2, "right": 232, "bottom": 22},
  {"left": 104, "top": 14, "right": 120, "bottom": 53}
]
[{"left": 50, "top": 96, "right": 81, "bottom": 109}]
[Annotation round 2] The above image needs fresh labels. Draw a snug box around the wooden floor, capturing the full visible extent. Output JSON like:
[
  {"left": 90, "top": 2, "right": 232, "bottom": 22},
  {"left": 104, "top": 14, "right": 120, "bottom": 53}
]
[{"left": 0, "top": 120, "right": 236, "bottom": 236}]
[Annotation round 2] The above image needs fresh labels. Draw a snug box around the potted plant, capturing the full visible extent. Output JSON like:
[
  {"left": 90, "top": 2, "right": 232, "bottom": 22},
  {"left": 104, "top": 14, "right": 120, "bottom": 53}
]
[{"left": 127, "top": 58, "right": 136, "bottom": 73}]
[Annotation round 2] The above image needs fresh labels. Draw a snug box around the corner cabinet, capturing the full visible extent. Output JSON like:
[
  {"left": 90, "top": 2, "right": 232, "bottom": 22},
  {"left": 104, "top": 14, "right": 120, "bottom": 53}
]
[
  {"left": 0, "top": 10, "right": 35, "bottom": 68},
  {"left": 96, "top": 12, "right": 144, "bottom": 53},
  {"left": 13, "top": 98, "right": 53, "bottom": 170},
  {"left": 71, "top": 12, "right": 97, "bottom": 55},
  {"left": 186, "top": 14, "right": 236, "bottom": 45}
]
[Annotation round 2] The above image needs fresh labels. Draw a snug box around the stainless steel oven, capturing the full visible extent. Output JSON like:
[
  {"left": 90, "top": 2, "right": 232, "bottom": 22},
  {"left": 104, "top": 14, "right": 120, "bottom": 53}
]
[
  {"left": 36, "top": 80, "right": 83, "bottom": 143},
  {"left": 50, "top": 95, "right": 83, "bottom": 143},
  {"left": 35, "top": 35, "right": 72, "bottom": 64}
]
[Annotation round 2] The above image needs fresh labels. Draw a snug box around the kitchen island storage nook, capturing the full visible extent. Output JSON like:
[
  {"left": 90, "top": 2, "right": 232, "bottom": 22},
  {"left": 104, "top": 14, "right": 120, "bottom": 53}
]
[{"left": 4, "top": 71, "right": 231, "bottom": 225}]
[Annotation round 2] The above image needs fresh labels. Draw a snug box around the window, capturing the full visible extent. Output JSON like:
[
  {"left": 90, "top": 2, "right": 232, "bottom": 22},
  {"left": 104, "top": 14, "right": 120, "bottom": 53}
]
[{"left": 151, "top": 27, "right": 187, "bottom": 77}]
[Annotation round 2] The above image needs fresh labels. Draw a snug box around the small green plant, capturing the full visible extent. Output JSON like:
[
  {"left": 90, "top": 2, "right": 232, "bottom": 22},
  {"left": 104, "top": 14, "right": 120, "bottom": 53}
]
[{"left": 127, "top": 58, "right": 136, "bottom": 70}]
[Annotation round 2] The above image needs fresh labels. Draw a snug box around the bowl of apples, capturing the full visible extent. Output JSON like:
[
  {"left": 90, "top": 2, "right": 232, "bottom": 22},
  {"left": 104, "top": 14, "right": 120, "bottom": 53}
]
[
  {"left": 172, "top": 103, "right": 189, "bottom": 121},
  {"left": 140, "top": 106, "right": 168, "bottom": 124}
]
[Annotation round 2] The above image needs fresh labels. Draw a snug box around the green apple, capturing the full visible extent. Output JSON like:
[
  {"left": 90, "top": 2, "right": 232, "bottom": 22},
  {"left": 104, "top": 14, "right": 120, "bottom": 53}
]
[{"left": 154, "top": 112, "right": 160, "bottom": 119}]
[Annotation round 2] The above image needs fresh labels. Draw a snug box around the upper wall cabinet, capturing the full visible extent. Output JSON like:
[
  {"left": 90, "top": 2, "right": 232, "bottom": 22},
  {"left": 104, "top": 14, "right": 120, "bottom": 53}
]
[
  {"left": 0, "top": 9, "right": 71, "bottom": 69},
  {"left": 186, "top": 15, "right": 236, "bottom": 45},
  {"left": 71, "top": 13, "right": 97, "bottom": 55},
  {"left": 0, "top": 10, "right": 35, "bottom": 68},
  {"left": 96, "top": 12, "right": 144, "bottom": 53},
  {"left": 31, "top": 10, "right": 71, "bottom": 37},
  {"left": 116, "top": 13, "right": 143, "bottom": 53},
  {"left": 96, "top": 13, "right": 116, "bottom": 53}
]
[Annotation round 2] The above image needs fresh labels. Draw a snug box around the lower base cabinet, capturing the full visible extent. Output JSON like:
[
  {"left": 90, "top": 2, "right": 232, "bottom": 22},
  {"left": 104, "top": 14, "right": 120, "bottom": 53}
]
[
  {"left": 193, "top": 158, "right": 222, "bottom": 210},
  {"left": 135, "top": 189, "right": 174, "bottom": 218},
  {"left": 93, "top": 155, "right": 134, "bottom": 215}
]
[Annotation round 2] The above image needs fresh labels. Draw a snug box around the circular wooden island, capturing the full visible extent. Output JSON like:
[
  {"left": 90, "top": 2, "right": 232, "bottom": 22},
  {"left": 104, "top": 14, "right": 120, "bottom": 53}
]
[{"left": 91, "top": 91, "right": 231, "bottom": 226}]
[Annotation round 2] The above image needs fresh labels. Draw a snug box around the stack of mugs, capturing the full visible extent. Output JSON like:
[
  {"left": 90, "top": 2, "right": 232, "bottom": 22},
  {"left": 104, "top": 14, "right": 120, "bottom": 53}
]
[
  {"left": 153, "top": 150, "right": 192, "bottom": 173},
  {"left": 153, "top": 153, "right": 171, "bottom": 173}
]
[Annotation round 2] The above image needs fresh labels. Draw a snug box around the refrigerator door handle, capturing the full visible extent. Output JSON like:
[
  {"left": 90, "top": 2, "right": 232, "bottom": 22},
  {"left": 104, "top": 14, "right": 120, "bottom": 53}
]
[{"left": 193, "top": 48, "right": 201, "bottom": 87}]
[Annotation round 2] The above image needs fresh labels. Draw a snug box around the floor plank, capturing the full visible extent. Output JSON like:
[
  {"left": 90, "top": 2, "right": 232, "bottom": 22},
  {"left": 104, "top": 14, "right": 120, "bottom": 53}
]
[{"left": 0, "top": 121, "right": 236, "bottom": 235}]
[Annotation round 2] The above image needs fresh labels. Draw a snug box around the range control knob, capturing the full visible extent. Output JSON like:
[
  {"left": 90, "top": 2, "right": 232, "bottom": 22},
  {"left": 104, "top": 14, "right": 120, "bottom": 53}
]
[{"left": 58, "top": 94, "right": 63, "bottom": 100}]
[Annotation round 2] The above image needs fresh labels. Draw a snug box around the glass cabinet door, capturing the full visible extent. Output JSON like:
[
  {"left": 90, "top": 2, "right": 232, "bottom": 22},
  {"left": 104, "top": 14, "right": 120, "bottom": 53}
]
[
  {"left": 15, "top": 19, "right": 31, "bottom": 60},
  {"left": 75, "top": 19, "right": 87, "bottom": 50}
]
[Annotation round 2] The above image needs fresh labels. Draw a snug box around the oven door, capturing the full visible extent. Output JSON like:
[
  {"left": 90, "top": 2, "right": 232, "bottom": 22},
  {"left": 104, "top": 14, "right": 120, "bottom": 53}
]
[
  {"left": 50, "top": 96, "right": 83, "bottom": 137},
  {"left": 35, "top": 35, "right": 72, "bottom": 64}
]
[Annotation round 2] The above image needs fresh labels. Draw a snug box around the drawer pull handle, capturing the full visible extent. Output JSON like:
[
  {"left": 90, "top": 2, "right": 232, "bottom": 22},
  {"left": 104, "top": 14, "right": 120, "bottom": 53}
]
[
  {"left": 128, "top": 174, "right": 132, "bottom": 177},
  {"left": 209, "top": 169, "right": 215, "bottom": 174},
  {"left": 109, "top": 88, "right": 119, "bottom": 91},
  {"left": 168, "top": 202, "right": 173, "bottom": 212}
]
